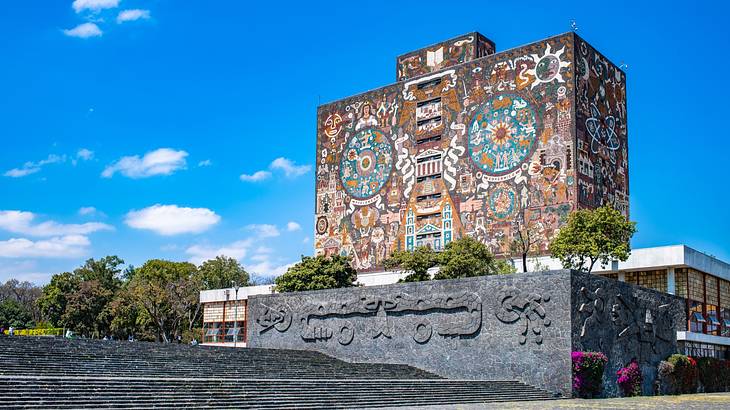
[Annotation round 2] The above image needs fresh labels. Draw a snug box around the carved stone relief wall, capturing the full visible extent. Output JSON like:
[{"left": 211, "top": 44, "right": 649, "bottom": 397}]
[
  {"left": 249, "top": 270, "right": 573, "bottom": 396},
  {"left": 571, "top": 273, "right": 685, "bottom": 397}
]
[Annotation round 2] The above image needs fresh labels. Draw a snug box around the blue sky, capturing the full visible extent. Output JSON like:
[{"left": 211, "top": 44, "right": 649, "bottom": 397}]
[{"left": 1, "top": 0, "right": 728, "bottom": 284}]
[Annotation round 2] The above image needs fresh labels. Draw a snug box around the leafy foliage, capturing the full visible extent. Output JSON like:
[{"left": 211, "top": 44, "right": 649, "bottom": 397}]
[
  {"left": 0, "top": 299, "right": 34, "bottom": 329},
  {"left": 275, "top": 255, "right": 357, "bottom": 292},
  {"left": 510, "top": 220, "right": 540, "bottom": 273},
  {"left": 571, "top": 351, "right": 608, "bottom": 398},
  {"left": 384, "top": 247, "right": 439, "bottom": 282},
  {"left": 667, "top": 354, "right": 698, "bottom": 394},
  {"left": 384, "top": 237, "right": 515, "bottom": 281},
  {"left": 198, "top": 256, "right": 250, "bottom": 290},
  {"left": 616, "top": 359, "right": 642, "bottom": 397},
  {"left": 696, "top": 357, "right": 730, "bottom": 393},
  {"left": 549, "top": 206, "right": 636, "bottom": 272}
]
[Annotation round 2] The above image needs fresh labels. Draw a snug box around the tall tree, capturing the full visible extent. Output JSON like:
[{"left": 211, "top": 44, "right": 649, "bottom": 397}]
[
  {"left": 549, "top": 206, "right": 637, "bottom": 273},
  {"left": 38, "top": 271, "right": 79, "bottom": 327},
  {"left": 275, "top": 255, "right": 357, "bottom": 292},
  {"left": 129, "top": 259, "right": 199, "bottom": 342},
  {"left": 0, "top": 279, "right": 43, "bottom": 324},
  {"left": 0, "top": 299, "right": 33, "bottom": 329},
  {"left": 198, "top": 256, "right": 250, "bottom": 290},
  {"left": 510, "top": 220, "right": 540, "bottom": 273},
  {"left": 384, "top": 247, "right": 439, "bottom": 282},
  {"left": 62, "top": 280, "right": 114, "bottom": 337},
  {"left": 435, "top": 236, "right": 507, "bottom": 279}
]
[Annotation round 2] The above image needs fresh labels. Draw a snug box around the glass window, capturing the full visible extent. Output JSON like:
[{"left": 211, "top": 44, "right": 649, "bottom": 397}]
[
  {"left": 707, "top": 276, "right": 719, "bottom": 306},
  {"left": 675, "top": 268, "right": 688, "bottom": 299},
  {"left": 688, "top": 269, "right": 705, "bottom": 302}
]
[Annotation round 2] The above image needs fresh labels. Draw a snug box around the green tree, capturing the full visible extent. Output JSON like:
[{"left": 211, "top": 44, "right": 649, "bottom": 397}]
[
  {"left": 0, "top": 279, "right": 43, "bottom": 324},
  {"left": 198, "top": 256, "right": 250, "bottom": 290},
  {"left": 384, "top": 247, "right": 439, "bottom": 282},
  {"left": 38, "top": 271, "right": 79, "bottom": 327},
  {"left": 62, "top": 280, "right": 114, "bottom": 337},
  {"left": 129, "top": 259, "right": 199, "bottom": 342},
  {"left": 549, "top": 206, "right": 637, "bottom": 273},
  {"left": 275, "top": 255, "right": 357, "bottom": 292},
  {"left": 435, "top": 236, "right": 504, "bottom": 279},
  {"left": 0, "top": 299, "right": 34, "bottom": 329}
]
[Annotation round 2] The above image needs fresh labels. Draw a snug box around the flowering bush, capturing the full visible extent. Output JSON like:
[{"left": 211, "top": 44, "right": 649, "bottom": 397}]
[
  {"left": 572, "top": 351, "right": 608, "bottom": 398},
  {"left": 696, "top": 357, "right": 730, "bottom": 393},
  {"left": 616, "top": 359, "right": 642, "bottom": 397},
  {"left": 667, "top": 354, "right": 698, "bottom": 394},
  {"left": 656, "top": 360, "right": 676, "bottom": 395}
]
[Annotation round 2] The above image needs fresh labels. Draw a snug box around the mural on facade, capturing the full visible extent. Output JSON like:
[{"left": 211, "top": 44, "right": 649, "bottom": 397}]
[{"left": 315, "top": 33, "right": 629, "bottom": 271}]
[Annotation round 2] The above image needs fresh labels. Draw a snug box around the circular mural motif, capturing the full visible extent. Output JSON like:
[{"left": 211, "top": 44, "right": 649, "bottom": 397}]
[
  {"left": 468, "top": 94, "right": 538, "bottom": 175},
  {"left": 488, "top": 183, "right": 517, "bottom": 220},
  {"left": 535, "top": 55, "right": 560, "bottom": 82},
  {"left": 316, "top": 216, "right": 328, "bottom": 235},
  {"left": 340, "top": 128, "right": 393, "bottom": 199}
]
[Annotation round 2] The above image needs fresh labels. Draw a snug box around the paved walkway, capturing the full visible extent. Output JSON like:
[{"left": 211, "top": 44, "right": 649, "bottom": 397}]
[{"left": 380, "top": 393, "right": 730, "bottom": 409}]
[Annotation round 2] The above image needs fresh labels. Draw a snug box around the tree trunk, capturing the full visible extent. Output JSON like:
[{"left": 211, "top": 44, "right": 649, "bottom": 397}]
[{"left": 522, "top": 253, "right": 528, "bottom": 273}]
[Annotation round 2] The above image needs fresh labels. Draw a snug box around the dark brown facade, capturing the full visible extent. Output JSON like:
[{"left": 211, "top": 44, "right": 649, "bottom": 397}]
[{"left": 314, "top": 32, "right": 629, "bottom": 271}]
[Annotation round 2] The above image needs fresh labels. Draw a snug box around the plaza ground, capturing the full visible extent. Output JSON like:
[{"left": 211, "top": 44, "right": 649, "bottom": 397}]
[{"left": 386, "top": 392, "right": 730, "bottom": 409}]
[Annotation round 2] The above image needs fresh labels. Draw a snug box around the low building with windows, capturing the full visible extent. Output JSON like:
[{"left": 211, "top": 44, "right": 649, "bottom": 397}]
[
  {"left": 199, "top": 284, "right": 273, "bottom": 347},
  {"left": 199, "top": 244, "right": 730, "bottom": 357}
]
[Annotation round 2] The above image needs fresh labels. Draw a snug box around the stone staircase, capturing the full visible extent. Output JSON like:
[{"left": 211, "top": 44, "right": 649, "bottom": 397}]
[{"left": 0, "top": 336, "right": 559, "bottom": 408}]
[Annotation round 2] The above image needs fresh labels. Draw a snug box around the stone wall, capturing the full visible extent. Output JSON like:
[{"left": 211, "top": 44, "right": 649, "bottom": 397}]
[
  {"left": 248, "top": 270, "right": 574, "bottom": 395},
  {"left": 571, "top": 272, "right": 686, "bottom": 396},
  {"left": 248, "top": 271, "right": 686, "bottom": 397}
]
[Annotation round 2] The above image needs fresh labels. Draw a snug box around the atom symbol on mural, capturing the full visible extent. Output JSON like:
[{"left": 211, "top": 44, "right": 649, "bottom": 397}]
[{"left": 585, "top": 103, "right": 619, "bottom": 155}]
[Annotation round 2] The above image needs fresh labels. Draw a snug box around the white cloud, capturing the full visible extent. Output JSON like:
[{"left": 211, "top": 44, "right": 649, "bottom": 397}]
[
  {"left": 302, "top": 236, "right": 310, "bottom": 244},
  {"left": 0, "top": 235, "right": 90, "bottom": 259},
  {"left": 117, "top": 9, "right": 150, "bottom": 23},
  {"left": 125, "top": 204, "right": 220, "bottom": 235},
  {"left": 270, "top": 157, "right": 311, "bottom": 177},
  {"left": 77, "top": 148, "right": 94, "bottom": 161},
  {"left": 186, "top": 239, "right": 253, "bottom": 265},
  {"left": 102, "top": 148, "right": 188, "bottom": 178},
  {"left": 245, "top": 224, "right": 280, "bottom": 238},
  {"left": 0, "top": 210, "right": 113, "bottom": 237},
  {"left": 198, "top": 159, "right": 212, "bottom": 167},
  {"left": 72, "top": 0, "right": 119, "bottom": 13},
  {"left": 287, "top": 221, "right": 301, "bottom": 232},
  {"left": 4, "top": 154, "right": 66, "bottom": 178},
  {"left": 240, "top": 157, "right": 310, "bottom": 183},
  {"left": 240, "top": 170, "right": 271, "bottom": 182},
  {"left": 77, "top": 206, "right": 100, "bottom": 216},
  {"left": 63, "top": 23, "right": 103, "bottom": 38},
  {"left": 246, "top": 259, "right": 294, "bottom": 279}
]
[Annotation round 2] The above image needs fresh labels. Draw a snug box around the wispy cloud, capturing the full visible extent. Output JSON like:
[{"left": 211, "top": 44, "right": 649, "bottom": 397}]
[
  {"left": 72, "top": 0, "right": 119, "bottom": 13},
  {"left": 125, "top": 204, "right": 220, "bottom": 235},
  {"left": 245, "top": 224, "right": 280, "bottom": 238},
  {"left": 0, "top": 210, "right": 113, "bottom": 237},
  {"left": 4, "top": 154, "right": 66, "bottom": 178},
  {"left": 240, "top": 170, "right": 271, "bottom": 182},
  {"left": 102, "top": 148, "right": 188, "bottom": 178},
  {"left": 270, "top": 157, "right": 310, "bottom": 177},
  {"left": 63, "top": 23, "right": 103, "bottom": 38},
  {"left": 117, "top": 9, "right": 150, "bottom": 23},
  {"left": 286, "top": 221, "right": 301, "bottom": 232},
  {"left": 0, "top": 235, "right": 91, "bottom": 259},
  {"left": 77, "top": 206, "right": 104, "bottom": 217},
  {"left": 198, "top": 159, "right": 212, "bottom": 167},
  {"left": 185, "top": 239, "right": 253, "bottom": 265},
  {"left": 240, "top": 157, "right": 310, "bottom": 183},
  {"left": 77, "top": 148, "right": 94, "bottom": 161}
]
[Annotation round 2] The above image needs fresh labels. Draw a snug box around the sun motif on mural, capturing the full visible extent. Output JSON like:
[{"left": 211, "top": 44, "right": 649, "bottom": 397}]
[
  {"left": 488, "top": 183, "right": 517, "bottom": 220},
  {"left": 340, "top": 128, "right": 394, "bottom": 199},
  {"left": 468, "top": 94, "right": 538, "bottom": 175},
  {"left": 527, "top": 44, "right": 571, "bottom": 89}
]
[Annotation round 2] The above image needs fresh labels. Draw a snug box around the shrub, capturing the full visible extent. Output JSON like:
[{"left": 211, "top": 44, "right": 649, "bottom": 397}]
[
  {"left": 667, "top": 354, "right": 698, "bottom": 394},
  {"left": 656, "top": 360, "right": 676, "bottom": 395},
  {"left": 616, "top": 359, "right": 642, "bottom": 397},
  {"left": 697, "top": 357, "right": 730, "bottom": 393},
  {"left": 571, "top": 351, "right": 608, "bottom": 398}
]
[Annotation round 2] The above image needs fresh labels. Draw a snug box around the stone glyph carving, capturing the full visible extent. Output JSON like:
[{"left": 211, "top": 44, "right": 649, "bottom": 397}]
[
  {"left": 495, "top": 287, "right": 551, "bottom": 345},
  {"left": 256, "top": 292, "right": 482, "bottom": 346}
]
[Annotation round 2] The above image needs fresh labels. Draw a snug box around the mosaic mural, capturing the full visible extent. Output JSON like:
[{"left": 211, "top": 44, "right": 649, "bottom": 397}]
[{"left": 315, "top": 33, "right": 629, "bottom": 271}]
